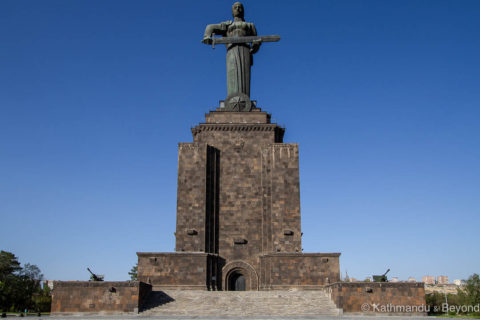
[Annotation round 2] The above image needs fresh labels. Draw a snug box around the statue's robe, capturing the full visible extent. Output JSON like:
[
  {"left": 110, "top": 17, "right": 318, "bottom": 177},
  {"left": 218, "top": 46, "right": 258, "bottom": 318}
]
[{"left": 203, "top": 20, "right": 258, "bottom": 98}]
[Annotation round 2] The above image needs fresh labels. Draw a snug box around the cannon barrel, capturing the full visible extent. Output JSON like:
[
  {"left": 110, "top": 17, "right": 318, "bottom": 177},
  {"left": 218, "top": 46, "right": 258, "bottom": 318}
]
[
  {"left": 372, "top": 269, "right": 390, "bottom": 282},
  {"left": 87, "top": 268, "right": 104, "bottom": 281}
]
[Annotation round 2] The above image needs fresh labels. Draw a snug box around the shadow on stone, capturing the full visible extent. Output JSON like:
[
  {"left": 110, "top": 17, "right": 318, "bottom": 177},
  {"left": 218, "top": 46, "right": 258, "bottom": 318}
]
[{"left": 140, "top": 291, "right": 175, "bottom": 312}]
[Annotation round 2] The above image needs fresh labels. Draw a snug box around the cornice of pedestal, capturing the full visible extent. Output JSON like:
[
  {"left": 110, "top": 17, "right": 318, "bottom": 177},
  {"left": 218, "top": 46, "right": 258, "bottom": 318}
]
[{"left": 191, "top": 123, "right": 285, "bottom": 140}]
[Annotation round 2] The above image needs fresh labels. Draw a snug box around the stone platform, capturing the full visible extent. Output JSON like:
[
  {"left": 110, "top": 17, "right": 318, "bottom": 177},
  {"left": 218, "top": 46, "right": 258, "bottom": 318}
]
[
  {"left": 137, "top": 109, "right": 341, "bottom": 291},
  {"left": 51, "top": 281, "right": 426, "bottom": 316},
  {"left": 48, "top": 315, "right": 434, "bottom": 320},
  {"left": 141, "top": 290, "right": 341, "bottom": 316}
]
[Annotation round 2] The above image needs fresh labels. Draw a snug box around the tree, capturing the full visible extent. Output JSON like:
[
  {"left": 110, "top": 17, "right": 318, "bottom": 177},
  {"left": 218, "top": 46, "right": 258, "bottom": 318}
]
[
  {"left": 427, "top": 274, "right": 480, "bottom": 315},
  {"left": 0, "top": 251, "right": 21, "bottom": 280},
  {"left": 462, "top": 273, "right": 480, "bottom": 306},
  {"left": 0, "top": 251, "right": 45, "bottom": 313},
  {"left": 128, "top": 263, "right": 138, "bottom": 281},
  {"left": 0, "top": 251, "right": 22, "bottom": 312},
  {"left": 19, "top": 264, "right": 42, "bottom": 281},
  {"left": 33, "top": 285, "right": 51, "bottom": 312},
  {"left": 18, "top": 263, "right": 43, "bottom": 311}
]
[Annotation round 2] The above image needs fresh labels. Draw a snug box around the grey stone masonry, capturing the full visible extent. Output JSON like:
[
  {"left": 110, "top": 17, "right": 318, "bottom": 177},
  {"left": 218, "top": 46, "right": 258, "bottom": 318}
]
[
  {"left": 141, "top": 290, "right": 341, "bottom": 316},
  {"left": 137, "top": 107, "right": 340, "bottom": 290}
]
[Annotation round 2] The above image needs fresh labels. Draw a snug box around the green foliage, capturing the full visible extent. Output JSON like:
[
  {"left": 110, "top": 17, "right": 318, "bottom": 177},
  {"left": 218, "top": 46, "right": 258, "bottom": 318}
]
[
  {"left": 32, "top": 286, "right": 51, "bottom": 312},
  {"left": 426, "top": 274, "right": 480, "bottom": 316},
  {"left": 426, "top": 292, "right": 444, "bottom": 314},
  {"left": 0, "top": 251, "right": 48, "bottom": 313},
  {"left": 463, "top": 274, "right": 480, "bottom": 306},
  {"left": 427, "top": 292, "right": 469, "bottom": 314},
  {"left": 0, "top": 251, "right": 21, "bottom": 280},
  {"left": 128, "top": 263, "right": 138, "bottom": 281}
]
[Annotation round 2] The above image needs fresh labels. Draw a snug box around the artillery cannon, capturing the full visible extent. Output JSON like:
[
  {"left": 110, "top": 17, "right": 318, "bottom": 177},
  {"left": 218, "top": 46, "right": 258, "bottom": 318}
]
[
  {"left": 87, "top": 267, "right": 104, "bottom": 281},
  {"left": 372, "top": 268, "right": 390, "bottom": 282}
]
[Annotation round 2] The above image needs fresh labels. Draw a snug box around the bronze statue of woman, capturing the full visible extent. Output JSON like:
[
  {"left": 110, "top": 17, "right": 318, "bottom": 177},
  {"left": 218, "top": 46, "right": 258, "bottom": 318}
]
[{"left": 202, "top": 2, "right": 261, "bottom": 101}]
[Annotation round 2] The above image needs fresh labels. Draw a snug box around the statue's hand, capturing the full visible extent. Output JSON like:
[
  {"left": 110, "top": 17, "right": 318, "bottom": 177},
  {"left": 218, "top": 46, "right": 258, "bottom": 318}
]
[
  {"left": 250, "top": 39, "right": 262, "bottom": 53},
  {"left": 202, "top": 36, "right": 213, "bottom": 45}
]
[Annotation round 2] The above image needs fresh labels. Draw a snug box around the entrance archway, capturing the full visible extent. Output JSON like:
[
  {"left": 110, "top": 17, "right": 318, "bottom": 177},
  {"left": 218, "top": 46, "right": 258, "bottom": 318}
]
[
  {"left": 228, "top": 271, "right": 246, "bottom": 291},
  {"left": 222, "top": 260, "right": 259, "bottom": 291}
]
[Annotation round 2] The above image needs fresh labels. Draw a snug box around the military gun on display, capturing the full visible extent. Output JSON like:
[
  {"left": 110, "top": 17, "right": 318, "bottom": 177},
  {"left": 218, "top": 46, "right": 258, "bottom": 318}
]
[
  {"left": 87, "top": 268, "right": 104, "bottom": 281},
  {"left": 372, "top": 269, "right": 390, "bottom": 282}
]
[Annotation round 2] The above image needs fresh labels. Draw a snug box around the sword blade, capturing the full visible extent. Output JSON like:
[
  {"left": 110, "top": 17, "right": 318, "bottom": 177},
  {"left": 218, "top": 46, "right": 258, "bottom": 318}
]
[{"left": 212, "top": 35, "right": 280, "bottom": 45}]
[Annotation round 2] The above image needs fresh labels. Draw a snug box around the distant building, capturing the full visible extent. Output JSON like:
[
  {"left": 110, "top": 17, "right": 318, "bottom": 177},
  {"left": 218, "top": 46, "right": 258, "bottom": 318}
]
[
  {"left": 453, "top": 279, "right": 464, "bottom": 286},
  {"left": 407, "top": 277, "right": 416, "bottom": 283},
  {"left": 390, "top": 277, "right": 399, "bottom": 283},
  {"left": 422, "top": 276, "right": 435, "bottom": 284},
  {"left": 437, "top": 275, "right": 449, "bottom": 284},
  {"left": 43, "top": 280, "right": 54, "bottom": 290}
]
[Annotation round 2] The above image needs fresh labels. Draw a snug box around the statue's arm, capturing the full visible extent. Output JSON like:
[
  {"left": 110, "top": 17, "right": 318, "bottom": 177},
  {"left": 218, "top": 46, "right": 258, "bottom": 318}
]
[
  {"left": 202, "top": 21, "right": 230, "bottom": 44},
  {"left": 249, "top": 23, "right": 261, "bottom": 54}
]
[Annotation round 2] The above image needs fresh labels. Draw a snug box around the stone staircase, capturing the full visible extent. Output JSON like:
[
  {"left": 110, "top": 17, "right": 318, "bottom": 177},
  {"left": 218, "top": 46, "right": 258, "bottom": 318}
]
[{"left": 140, "top": 289, "right": 341, "bottom": 316}]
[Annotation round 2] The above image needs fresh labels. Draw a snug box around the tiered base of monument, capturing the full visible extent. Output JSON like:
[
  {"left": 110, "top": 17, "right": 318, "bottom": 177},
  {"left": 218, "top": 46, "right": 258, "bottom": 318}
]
[
  {"left": 137, "top": 252, "right": 341, "bottom": 291},
  {"left": 140, "top": 284, "right": 426, "bottom": 316},
  {"left": 50, "top": 106, "right": 427, "bottom": 316},
  {"left": 50, "top": 281, "right": 426, "bottom": 316},
  {"left": 136, "top": 107, "right": 342, "bottom": 291}
]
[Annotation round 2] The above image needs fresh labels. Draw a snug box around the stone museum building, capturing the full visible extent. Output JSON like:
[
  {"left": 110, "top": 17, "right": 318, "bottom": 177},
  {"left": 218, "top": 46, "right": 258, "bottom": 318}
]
[
  {"left": 136, "top": 107, "right": 341, "bottom": 291},
  {"left": 51, "top": 3, "right": 426, "bottom": 315}
]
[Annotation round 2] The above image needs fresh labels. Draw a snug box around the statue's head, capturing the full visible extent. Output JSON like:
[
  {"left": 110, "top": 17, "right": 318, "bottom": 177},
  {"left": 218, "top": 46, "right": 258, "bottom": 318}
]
[{"left": 232, "top": 2, "right": 244, "bottom": 20}]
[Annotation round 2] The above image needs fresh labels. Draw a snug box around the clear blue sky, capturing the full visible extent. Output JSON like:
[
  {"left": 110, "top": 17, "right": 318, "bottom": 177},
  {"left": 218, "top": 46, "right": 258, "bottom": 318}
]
[{"left": 1, "top": 0, "right": 479, "bottom": 282}]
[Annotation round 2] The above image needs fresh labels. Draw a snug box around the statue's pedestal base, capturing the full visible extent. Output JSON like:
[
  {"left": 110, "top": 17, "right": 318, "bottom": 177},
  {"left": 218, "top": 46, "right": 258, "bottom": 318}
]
[
  {"left": 218, "top": 99, "right": 257, "bottom": 111},
  {"left": 137, "top": 108, "right": 340, "bottom": 291},
  {"left": 205, "top": 108, "right": 270, "bottom": 124}
]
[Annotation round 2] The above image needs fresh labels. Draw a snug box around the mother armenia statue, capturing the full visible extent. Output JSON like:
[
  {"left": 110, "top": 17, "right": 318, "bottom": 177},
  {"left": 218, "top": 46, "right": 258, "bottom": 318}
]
[{"left": 202, "top": 2, "right": 279, "bottom": 111}]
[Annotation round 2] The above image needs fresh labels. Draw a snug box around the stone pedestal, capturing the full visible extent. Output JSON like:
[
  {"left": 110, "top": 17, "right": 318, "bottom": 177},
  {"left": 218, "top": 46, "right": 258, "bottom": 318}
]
[{"left": 137, "top": 107, "right": 341, "bottom": 290}]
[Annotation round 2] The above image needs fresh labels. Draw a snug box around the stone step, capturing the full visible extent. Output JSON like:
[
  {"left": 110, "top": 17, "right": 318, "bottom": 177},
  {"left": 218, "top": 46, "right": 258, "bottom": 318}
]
[{"left": 141, "top": 290, "right": 341, "bottom": 316}]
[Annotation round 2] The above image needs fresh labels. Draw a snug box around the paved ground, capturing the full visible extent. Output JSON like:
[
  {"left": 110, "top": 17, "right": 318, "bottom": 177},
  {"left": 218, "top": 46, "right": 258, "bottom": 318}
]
[{"left": 42, "top": 316, "right": 462, "bottom": 320}]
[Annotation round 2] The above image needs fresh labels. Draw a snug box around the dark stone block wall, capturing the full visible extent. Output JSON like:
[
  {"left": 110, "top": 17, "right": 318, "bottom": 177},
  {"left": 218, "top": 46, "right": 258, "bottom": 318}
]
[
  {"left": 183, "top": 111, "right": 301, "bottom": 270},
  {"left": 263, "top": 144, "right": 302, "bottom": 254},
  {"left": 51, "top": 281, "right": 151, "bottom": 314},
  {"left": 137, "top": 252, "right": 219, "bottom": 290},
  {"left": 137, "top": 108, "right": 341, "bottom": 290},
  {"left": 326, "top": 282, "right": 426, "bottom": 315},
  {"left": 260, "top": 253, "right": 341, "bottom": 289},
  {"left": 175, "top": 143, "right": 207, "bottom": 252}
]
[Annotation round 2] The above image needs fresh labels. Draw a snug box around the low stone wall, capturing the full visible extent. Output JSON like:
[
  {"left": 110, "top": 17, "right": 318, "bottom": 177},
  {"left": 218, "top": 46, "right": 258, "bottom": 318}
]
[
  {"left": 326, "top": 282, "right": 426, "bottom": 315},
  {"left": 137, "top": 252, "right": 215, "bottom": 290},
  {"left": 260, "top": 253, "right": 341, "bottom": 289},
  {"left": 51, "top": 281, "right": 151, "bottom": 314}
]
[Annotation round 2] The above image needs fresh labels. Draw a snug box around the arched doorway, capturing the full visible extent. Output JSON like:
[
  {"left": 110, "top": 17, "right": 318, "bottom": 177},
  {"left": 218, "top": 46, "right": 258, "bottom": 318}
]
[
  {"left": 228, "top": 271, "right": 246, "bottom": 291},
  {"left": 222, "top": 261, "right": 259, "bottom": 291}
]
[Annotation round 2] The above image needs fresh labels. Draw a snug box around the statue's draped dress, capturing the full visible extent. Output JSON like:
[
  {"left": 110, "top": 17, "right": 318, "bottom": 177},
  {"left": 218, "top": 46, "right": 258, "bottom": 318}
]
[{"left": 222, "top": 20, "right": 257, "bottom": 98}]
